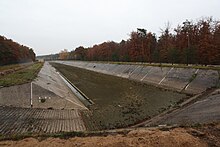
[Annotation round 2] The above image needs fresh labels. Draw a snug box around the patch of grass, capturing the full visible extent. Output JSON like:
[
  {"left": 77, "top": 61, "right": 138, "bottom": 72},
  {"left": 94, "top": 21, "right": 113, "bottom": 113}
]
[
  {"left": 48, "top": 131, "right": 85, "bottom": 139},
  {"left": 0, "top": 62, "right": 43, "bottom": 87},
  {"left": 191, "top": 123, "right": 203, "bottom": 128},
  {"left": 0, "top": 132, "right": 34, "bottom": 141},
  {"left": 0, "top": 64, "right": 22, "bottom": 72},
  {"left": 0, "top": 129, "right": 129, "bottom": 142},
  {"left": 0, "top": 62, "right": 33, "bottom": 72}
]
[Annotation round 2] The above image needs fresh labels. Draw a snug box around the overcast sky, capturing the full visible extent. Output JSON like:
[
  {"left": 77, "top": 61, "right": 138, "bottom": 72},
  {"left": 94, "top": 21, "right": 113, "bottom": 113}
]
[{"left": 0, "top": 0, "right": 219, "bottom": 56}]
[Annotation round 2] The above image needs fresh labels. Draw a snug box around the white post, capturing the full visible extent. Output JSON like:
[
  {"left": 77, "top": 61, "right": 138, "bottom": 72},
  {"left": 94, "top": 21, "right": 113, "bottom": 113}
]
[{"left": 31, "top": 82, "right": 33, "bottom": 108}]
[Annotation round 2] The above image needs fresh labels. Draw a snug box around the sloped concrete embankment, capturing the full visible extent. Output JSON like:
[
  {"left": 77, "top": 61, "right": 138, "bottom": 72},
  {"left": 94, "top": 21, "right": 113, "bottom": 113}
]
[
  {"left": 53, "top": 61, "right": 220, "bottom": 95},
  {"left": 0, "top": 62, "right": 87, "bottom": 110},
  {"left": 0, "top": 62, "right": 88, "bottom": 135}
]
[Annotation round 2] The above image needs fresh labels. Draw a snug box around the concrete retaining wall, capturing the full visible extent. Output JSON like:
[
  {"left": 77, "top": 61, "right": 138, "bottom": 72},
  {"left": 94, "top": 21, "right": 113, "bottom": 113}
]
[{"left": 53, "top": 61, "right": 220, "bottom": 95}]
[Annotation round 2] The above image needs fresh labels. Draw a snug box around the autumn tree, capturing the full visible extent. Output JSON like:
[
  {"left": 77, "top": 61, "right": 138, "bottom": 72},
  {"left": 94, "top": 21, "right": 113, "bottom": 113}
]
[
  {"left": 118, "top": 40, "right": 129, "bottom": 61},
  {"left": 69, "top": 46, "right": 87, "bottom": 60},
  {"left": 58, "top": 49, "right": 69, "bottom": 60},
  {"left": 196, "top": 18, "right": 215, "bottom": 64},
  {"left": 0, "top": 35, "right": 36, "bottom": 65},
  {"left": 57, "top": 17, "right": 220, "bottom": 65},
  {"left": 213, "top": 21, "right": 220, "bottom": 64},
  {"left": 158, "top": 25, "right": 175, "bottom": 63}
]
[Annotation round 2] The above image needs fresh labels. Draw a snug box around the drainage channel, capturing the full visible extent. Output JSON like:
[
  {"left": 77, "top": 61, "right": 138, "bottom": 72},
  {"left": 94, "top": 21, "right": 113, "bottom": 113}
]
[{"left": 57, "top": 71, "right": 94, "bottom": 107}]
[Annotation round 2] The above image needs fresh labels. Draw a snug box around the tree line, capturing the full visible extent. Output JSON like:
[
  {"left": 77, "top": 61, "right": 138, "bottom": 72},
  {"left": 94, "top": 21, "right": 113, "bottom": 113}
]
[
  {"left": 0, "top": 36, "right": 36, "bottom": 65},
  {"left": 52, "top": 18, "right": 220, "bottom": 65}
]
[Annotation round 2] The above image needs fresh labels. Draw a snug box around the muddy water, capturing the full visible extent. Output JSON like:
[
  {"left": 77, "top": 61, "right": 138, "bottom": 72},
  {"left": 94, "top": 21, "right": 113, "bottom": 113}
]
[{"left": 51, "top": 63, "right": 188, "bottom": 130}]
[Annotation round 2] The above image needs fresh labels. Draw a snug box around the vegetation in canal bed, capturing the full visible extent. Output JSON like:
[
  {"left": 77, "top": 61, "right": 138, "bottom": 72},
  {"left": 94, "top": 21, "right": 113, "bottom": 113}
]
[
  {"left": 0, "top": 62, "right": 43, "bottom": 87},
  {"left": 51, "top": 63, "right": 188, "bottom": 130}
]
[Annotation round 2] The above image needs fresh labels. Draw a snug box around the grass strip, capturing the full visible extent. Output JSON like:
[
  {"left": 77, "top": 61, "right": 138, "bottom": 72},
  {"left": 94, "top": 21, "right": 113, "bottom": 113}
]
[{"left": 0, "top": 62, "right": 43, "bottom": 87}]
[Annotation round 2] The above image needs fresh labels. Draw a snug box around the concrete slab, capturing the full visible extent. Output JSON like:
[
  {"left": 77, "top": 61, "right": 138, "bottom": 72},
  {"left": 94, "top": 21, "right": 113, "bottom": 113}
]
[
  {"left": 112, "top": 65, "right": 133, "bottom": 78},
  {"left": 0, "top": 106, "right": 86, "bottom": 135},
  {"left": 185, "top": 70, "right": 219, "bottom": 94},
  {"left": 129, "top": 66, "right": 143, "bottom": 81},
  {"left": 121, "top": 65, "right": 137, "bottom": 75},
  {"left": 142, "top": 67, "right": 172, "bottom": 85},
  {"left": 105, "top": 64, "right": 118, "bottom": 72},
  {"left": 72, "top": 61, "right": 88, "bottom": 68},
  {"left": 99, "top": 64, "right": 118, "bottom": 76},
  {"left": 57, "top": 61, "right": 89, "bottom": 69},
  {"left": 91, "top": 63, "right": 107, "bottom": 73},
  {"left": 34, "top": 62, "right": 87, "bottom": 110},
  {"left": 119, "top": 65, "right": 137, "bottom": 78},
  {"left": 111, "top": 65, "right": 130, "bottom": 77},
  {"left": 0, "top": 82, "right": 82, "bottom": 109},
  {"left": 110, "top": 64, "right": 123, "bottom": 73},
  {"left": 136, "top": 66, "right": 153, "bottom": 82},
  {"left": 85, "top": 62, "right": 96, "bottom": 70},
  {"left": 97, "top": 63, "right": 111, "bottom": 74},
  {"left": 152, "top": 92, "right": 220, "bottom": 126},
  {"left": 161, "top": 68, "right": 197, "bottom": 91},
  {"left": 129, "top": 66, "right": 152, "bottom": 82},
  {"left": 0, "top": 83, "right": 30, "bottom": 108},
  {"left": 97, "top": 63, "right": 109, "bottom": 70}
]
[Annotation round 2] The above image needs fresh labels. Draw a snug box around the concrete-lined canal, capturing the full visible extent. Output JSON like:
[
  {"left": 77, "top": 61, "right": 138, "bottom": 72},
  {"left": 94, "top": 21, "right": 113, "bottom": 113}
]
[{"left": 51, "top": 62, "right": 188, "bottom": 130}]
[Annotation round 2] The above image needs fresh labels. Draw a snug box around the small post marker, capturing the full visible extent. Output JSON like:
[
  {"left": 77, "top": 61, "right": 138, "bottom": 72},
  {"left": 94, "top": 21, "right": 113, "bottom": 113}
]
[{"left": 31, "top": 82, "right": 33, "bottom": 108}]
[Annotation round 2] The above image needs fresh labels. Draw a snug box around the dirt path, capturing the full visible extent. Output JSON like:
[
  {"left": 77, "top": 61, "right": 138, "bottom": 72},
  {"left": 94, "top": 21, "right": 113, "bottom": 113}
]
[
  {"left": 1, "top": 122, "right": 220, "bottom": 147},
  {"left": 2, "top": 124, "right": 220, "bottom": 147}
]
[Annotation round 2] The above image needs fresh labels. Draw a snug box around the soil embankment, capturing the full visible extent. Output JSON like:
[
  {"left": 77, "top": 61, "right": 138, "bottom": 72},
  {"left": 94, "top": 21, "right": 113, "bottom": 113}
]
[{"left": 1, "top": 123, "right": 220, "bottom": 147}]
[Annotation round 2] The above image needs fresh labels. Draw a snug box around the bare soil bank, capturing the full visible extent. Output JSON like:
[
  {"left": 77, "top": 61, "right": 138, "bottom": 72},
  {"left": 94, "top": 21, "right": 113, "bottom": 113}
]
[
  {"left": 1, "top": 123, "right": 220, "bottom": 147},
  {"left": 51, "top": 63, "right": 188, "bottom": 130}
]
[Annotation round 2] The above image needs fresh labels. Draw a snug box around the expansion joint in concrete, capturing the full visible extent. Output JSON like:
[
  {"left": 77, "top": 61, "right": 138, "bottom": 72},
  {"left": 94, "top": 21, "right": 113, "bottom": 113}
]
[
  {"left": 158, "top": 67, "right": 174, "bottom": 85},
  {"left": 140, "top": 67, "right": 153, "bottom": 81},
  {"left": 182, "top": 69, "right": 200, "bottom": 91},
  {"left": 128, "top": 66, "right": 140, "bottom": 78}
]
